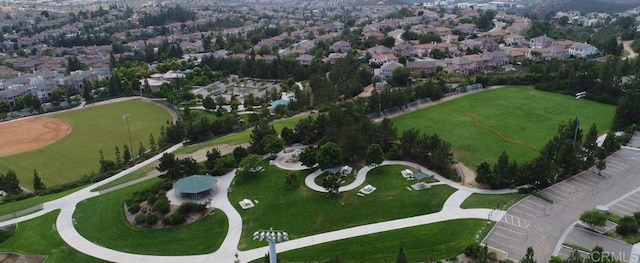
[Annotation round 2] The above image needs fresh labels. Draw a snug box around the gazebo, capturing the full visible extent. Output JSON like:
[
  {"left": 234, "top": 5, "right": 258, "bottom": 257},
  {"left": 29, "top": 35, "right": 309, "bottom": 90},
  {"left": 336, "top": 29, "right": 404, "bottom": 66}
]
[{"left": 174, "top": 175, "right": 217, "bottom": 199}]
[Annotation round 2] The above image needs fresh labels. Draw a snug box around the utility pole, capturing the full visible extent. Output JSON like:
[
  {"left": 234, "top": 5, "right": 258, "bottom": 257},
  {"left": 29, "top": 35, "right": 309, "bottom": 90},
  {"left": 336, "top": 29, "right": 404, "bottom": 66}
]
[
  {"left": 253, "top": 228, "right": 289, "bottom": 263},
  {"left": 123, "top": 114, "right": 133, "bottom": 157},
  {"left": 573, "top": 91, "right": 586, "bottom": 146}
]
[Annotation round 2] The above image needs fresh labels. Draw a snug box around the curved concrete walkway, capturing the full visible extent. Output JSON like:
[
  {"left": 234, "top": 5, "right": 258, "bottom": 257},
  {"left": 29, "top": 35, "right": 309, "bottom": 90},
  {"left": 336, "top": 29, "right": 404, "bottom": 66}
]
[
  {"left": 304, "top": 160, "right": 518, "bottom": 195},
  {"left": 0, "top": 149, "right": 517, "bottom": 263}
]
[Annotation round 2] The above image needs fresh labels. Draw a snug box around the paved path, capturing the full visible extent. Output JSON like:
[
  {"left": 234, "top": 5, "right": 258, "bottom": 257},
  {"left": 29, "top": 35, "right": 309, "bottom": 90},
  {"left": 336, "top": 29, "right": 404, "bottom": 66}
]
[{"left": 0, "top": 147, "right": 517, "bottom": 262}]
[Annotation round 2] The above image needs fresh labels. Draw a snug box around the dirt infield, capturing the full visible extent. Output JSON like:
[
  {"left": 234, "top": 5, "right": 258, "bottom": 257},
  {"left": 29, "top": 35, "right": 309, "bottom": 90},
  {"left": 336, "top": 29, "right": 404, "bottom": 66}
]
[{"left": 0, "top": 117, "right": 71, "bottom": 157}]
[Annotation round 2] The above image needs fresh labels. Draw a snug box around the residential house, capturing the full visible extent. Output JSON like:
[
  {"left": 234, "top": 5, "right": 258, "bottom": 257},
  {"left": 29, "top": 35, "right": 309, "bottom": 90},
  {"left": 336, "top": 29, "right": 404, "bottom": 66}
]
[
  {"left": 504, "top": 34, "right": 526, "bottom": 47},
  {"left": 369, "top": 54, "right": 399, "bottom": 65},
  {"left": 379, "top": 61, "right": 403, "bottom": 80},
  {"left": 529, "top": 35, "right": 555, "bottom": 48},
  {"left": 330, "top": 40, "right": 352, "bottom": 53},
  {"left": 443, "top": 57, "right": 472, "bottom": 74},
  {"left": 406, "top": 61, "right": 438, "bottom": 74},
  {"left": 392, "top": 43, "right": 416, "bottom": 57},
  {"left": 506, "top": 49, "right": 527, "bottom": 63},
  {"left": 296, "top": 54, "right": 314, "bottom": 66},
  {"left": 328, "top": 53, "right": 346, "bottom": 64},
  {"left": 366, "top": 45, "right": 394, "bottom": 56},
  {"left": 454, "top": 23, "right": 476, "bottom": 34},
  {"left": 568, "top": 42, "right": 598, "bottom": 58}
]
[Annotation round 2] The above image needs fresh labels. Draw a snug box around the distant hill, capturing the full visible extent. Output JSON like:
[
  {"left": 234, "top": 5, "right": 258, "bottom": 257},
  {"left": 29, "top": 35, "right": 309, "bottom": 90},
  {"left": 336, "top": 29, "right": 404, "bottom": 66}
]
[{"left": 528, "top": 0, "right": 640, "bottom": 17}]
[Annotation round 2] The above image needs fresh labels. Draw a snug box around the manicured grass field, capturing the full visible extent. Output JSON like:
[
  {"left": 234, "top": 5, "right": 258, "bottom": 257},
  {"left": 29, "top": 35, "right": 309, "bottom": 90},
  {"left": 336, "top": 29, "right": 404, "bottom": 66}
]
[
  {"left": 266, "top": 219, "right": 489, "bottom": 263},
  {"left": 74, "top": 178, "right": 228, "bottom": 255},
  {"left": 0, "top": 210, "right": 107, "bottom": 262},
  {"left": 392, "top": 86, "right": 615, "bottom": 168},
  {"left": 0, "top": 186, "right": 86, "bottom": 217},
  {"left": 460, "top": 193, "right": 526, "bottom": 210},
  {"left": 0, "top": 99, "right": 172, "bottom": 188},
  {"left": 177, "top": 113, "right": 316, "bottom": 154},
  {"left": 230, "top": 164, "right": 456, "bottom": 250}
]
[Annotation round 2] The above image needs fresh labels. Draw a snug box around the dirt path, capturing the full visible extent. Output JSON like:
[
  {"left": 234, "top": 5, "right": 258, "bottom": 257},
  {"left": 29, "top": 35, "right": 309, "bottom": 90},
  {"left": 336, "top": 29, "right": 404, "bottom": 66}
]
[
  {"left": 623, "top": 40, "right": 638, "bottom": 59},
  {"left": 455, "top": 162, "right": 479, "bottom": 187}
]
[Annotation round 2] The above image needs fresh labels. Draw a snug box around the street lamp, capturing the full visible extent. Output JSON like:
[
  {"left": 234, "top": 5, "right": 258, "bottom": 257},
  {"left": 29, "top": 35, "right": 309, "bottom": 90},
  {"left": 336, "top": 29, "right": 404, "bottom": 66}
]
[
  {"left": 122, "top": 114, "right": 133, "bottom": 157},
  {"left": 573, "top": 91, "right": 586, "bottom": 146},
  {"left": 253, "top": 228, "right": 289, "bottom": 263}
]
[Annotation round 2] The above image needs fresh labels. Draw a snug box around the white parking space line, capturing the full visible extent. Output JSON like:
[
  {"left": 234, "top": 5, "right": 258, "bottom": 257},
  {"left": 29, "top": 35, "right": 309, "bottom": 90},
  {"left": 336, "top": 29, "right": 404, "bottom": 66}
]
[
  {"left": 626, "top": 195, "right": 640, "bottom": 204},
  {"left": 492, "top": 231, "right": 519, "bottom": 242},
  {"left": 620, "top": 199, "right": 640, "bottom": 209},
  {"left": 614, "top": 202, "right": 638, "bottom": 213},
  {"left": 567, "top": 179, "right": 591, "bottom": 190},
  {"left": 547, "top": 187, "right": 571, "bottom": 197},
  {"left": 610, "top": 207, "right": 633, "bottom": 216},
  {"left": 543, "top": 190, "right": 568, "bottom": 201},
  {"left": 517, "top": 203, "right": 540, "bottom": 213},
  {"left": 572, "top": 176, "right": 595, "bottom": 186},
  {"left": 581, "top": 174, "right": 603, "bottom": 184},
  {"left": 495, "top": 224, "right": 525, "bottom": 236},
  {"left": 522, "top": 199, "right": 546, "bottom": 209}
]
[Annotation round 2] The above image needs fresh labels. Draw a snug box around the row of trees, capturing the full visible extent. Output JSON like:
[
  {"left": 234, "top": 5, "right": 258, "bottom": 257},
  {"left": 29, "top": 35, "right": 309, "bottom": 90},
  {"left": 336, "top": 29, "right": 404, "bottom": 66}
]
[{"left": 476, "top": 121, "right": 617, "bottom": 189}]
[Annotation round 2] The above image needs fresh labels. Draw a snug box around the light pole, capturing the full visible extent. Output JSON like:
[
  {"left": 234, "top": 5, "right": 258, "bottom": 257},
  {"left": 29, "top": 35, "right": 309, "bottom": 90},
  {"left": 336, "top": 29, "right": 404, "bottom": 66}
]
[
  {"left": 253, "top": 228, "right": 289, "bottom": 263},
  {"left": 573, "top": 91, "right": 586, "bottom": 146},
  {"left": 122, "top": 114, "right": 133, "bottom": 157}
]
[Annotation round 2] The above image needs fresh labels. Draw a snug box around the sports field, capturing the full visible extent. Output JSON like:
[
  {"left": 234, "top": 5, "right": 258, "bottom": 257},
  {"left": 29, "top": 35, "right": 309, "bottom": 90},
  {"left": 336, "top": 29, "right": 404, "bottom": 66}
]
[
  {"left": 392, "top": 86, "right": 616, "bottom": 168},
  {"left": 0, "top": 99, "right": 172, "bottom": 188}
]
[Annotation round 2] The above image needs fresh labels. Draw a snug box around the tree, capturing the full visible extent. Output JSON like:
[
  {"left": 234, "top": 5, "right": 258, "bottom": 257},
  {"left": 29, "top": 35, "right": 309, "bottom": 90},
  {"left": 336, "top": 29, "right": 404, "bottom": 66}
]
[
  {"left": 602, "top": 131, "right": 619, "bottom": 154},
  {"left": 202, "top": 96, "right": 216, "bottom": 111},
  {"left": 615, "top": 216, "right": 639, "bottom": 235},
  {"left": 299, "top": 146, "right": 319, "bottom": 168},
  {"left": 322, "top": 173, "right": 341, "bottom": 195},
  {"left": 521, "top": 247, "right": 537, "bottom": 263},
  {"left": 381, "top": 36, "right": 395, "bottom": 48},
  {"left": 138, "top": 141, "right": 146, "bottom": 157},
  {"left": 2, "top": 169, "right": 22, "bottom": 195},
  {"left": 284, "top": 171, "right": 298, "bottom": 190},
  {"left": 475, "top": 161, "right": 493, "bottom": 187},
  {"left": 122, "top": 143, "right": 131, "bottom": 163},
  {"left": 596, "top": 159, "right": 606, "bottom": 175},
  {"left": 233, "top": 146, "right": 249, "bottom": 163},
  {"left": 580, "top": 210, "right": 607, "bottom": 229},
  {"left": 114, "top": 146, "right": 122, "bottom": 165},
  {"left": 262, "top": 135, "right": 285, "bottom": 157},
  {"left": 32, "top": 170, "right": 45, "bottom": 191},
  {"left": 249, "top": 121, "right": 278, "bottom": 154},
  {"left": 157, "top": 153, "right": 180, "bottom": 180},
  {"left": 239, "top": 154, "right": 263, "bottom": 174},
  {"left": 365, "top": 143, "right": 384, "bottom": 167},
  {"left": 396, "top": 246, "right": 408, "bottom": 263},
  {"left": 582, "top": 124, "right": 598, "bottom": 167},
  {"left": 149, "top": 133, "right": 157, "bottom": 151},
  {"left": 317, "top": 142, "right": 342, "bottom": 170},
  {"left": 389, "top": 67, "right": 411, "bottom": 87},
  {"left": 205, "top": 148, "right": 222, "bottom": 170}
]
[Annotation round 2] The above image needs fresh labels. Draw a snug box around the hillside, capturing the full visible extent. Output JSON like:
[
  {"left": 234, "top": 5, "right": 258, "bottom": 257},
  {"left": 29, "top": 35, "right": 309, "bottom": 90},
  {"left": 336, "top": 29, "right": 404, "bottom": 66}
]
[{"left": 528, "top": 0, "right": 640, "bottom": 16}]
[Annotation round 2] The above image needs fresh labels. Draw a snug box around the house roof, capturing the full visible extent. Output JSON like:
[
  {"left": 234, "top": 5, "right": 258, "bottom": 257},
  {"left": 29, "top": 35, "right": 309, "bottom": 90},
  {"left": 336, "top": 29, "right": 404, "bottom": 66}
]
[{"left": 174, "top": 175, "right": 217, "bottom": 194}]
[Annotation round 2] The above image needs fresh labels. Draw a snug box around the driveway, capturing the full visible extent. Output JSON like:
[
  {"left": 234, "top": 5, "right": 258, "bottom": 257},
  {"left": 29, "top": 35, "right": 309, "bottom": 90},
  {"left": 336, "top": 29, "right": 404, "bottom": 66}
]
[{"left": 484, "top": 147, "right": 640, "bottom": 262}]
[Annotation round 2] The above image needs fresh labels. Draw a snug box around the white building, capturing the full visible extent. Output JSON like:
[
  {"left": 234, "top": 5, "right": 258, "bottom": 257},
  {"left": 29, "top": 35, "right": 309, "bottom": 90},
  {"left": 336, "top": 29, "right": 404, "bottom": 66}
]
[{"left": 568, "top": 42, "right": 598, "bottom": 58}]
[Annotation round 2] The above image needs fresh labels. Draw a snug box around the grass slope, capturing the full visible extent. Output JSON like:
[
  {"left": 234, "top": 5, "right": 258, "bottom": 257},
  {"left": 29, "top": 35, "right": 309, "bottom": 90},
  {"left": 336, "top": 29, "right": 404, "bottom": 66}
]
[
  {"left": 272, "top": 219, "right": 489, "bottom": 263},
  {"left": 392, "top": 86, "right": 615, "bottom": 168},
  {"left": 0, "top": 186, "right": 85, "bottom": 217},
  {"left": 0, "top": 99, "right": 171, "bottom": 188},
  {"left": 0, "top": 210, "right": 107, "bottom": 262},
  {"left": 230, "top": 164, "right": 456, "bottom": 250},
  {"left": 74, "top": 178, "right": 228, "bottom": 255},
  {"left": 460, "top": 193, "right": 526, "bottom": 210}
]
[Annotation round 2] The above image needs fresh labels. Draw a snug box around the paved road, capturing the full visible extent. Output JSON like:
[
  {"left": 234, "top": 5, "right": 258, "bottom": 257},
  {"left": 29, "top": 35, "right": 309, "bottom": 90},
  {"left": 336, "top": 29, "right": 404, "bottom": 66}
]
[
  {"left": 484, "top": 148, "right": 640, "bottom": 262},
  {"left": 564, "top": 227, "right": 632, "bottom": 258},
  {"left": 388, "top": 29, "right": 405, "bottom": 45}
]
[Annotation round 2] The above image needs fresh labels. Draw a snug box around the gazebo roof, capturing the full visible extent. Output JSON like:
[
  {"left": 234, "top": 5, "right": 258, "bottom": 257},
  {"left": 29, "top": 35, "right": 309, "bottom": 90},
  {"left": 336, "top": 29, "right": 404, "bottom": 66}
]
[
  {"left": 175, "top": 175, "right": 217, "bottom": 194},
  {"left": 324, "top": 166, "right": 341, "bottom": 174}
]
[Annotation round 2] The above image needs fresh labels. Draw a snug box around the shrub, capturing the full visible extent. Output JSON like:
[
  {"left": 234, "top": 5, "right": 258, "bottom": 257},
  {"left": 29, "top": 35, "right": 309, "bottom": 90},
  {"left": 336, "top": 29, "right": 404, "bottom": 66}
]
[
  {"left": 146, "top": 213, "right": 158, "bottom": 226},
  {"left": 162, "top": 213, "right": 186, "bottom": 225},
  {"left": 146, "top": 194, "right": 157, "bottom": 206},
  {"left": 127, "top": 202, "right": 141, "bottom": 214},
  {"left": 134, "top": 213, "right": 147, "bottom": 225},
  {"left": 155, "top": 197, "right": 170, "bottom": 215},
  {"left": 616, "top": 216, "right": 639, "bottom": 235},
  {"left": 177, "top": 202, "right": 206, "bottom": 215},
  {"left": 488, "top": 252, "right": 497, "bottom": 262},
  {"left": 161, "top": 181, "right": 173, "bottom": 191},
  {"left": 633, "top": 212, "right": 640, "bottom": 223}
]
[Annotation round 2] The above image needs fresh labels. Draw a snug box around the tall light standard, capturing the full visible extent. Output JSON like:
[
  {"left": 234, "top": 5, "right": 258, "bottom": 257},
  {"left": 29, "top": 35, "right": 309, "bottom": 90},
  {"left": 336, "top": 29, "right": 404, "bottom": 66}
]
[
  {"left": 122, "top": 114, "right": 133, "bottom": 156},
  {"left": 573, "top": 91, "right": 586, "bottom": 146},
  {"left": 253, "top": 228, "right": 288, "bottom": 263}
]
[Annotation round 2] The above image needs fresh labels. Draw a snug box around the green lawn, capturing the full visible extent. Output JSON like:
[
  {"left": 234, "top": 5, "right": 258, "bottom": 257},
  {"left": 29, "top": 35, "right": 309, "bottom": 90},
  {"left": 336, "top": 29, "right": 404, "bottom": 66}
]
[
  {"left": 0, "top": 99, "right": 171, "bottom": 189},
  {"left": 177, "top": 113, "right": 316, "bottom": 154},
  {"left": 74, "top": 178, "right": 228, "bottom": 255},
  {"left": 230, "top": 164, "right": 456, "bottom": 250},
  {"left": 0, "top": 186, "right": 86, "bottom": 217},
  {"left": 392, "top": 86, "right": 615, "bottom": 168},
  {"left": 269, "top": 219, "right": 490, "bottom": 263},
  {"left": 460, "top": 193, "right": 526, "bottom": 210},
  {"left": 0, "top": 210, "right": 107, "bottom": 262},
  {"left": 91, "top": 165, "right": 156, "bottom": 192}
]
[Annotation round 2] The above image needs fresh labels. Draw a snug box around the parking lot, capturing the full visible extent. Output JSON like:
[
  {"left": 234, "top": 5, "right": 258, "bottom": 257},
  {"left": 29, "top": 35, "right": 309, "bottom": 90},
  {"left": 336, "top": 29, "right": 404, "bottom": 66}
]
[{"left": 484, "top": 146, "right": 640, "bottom": 262}]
